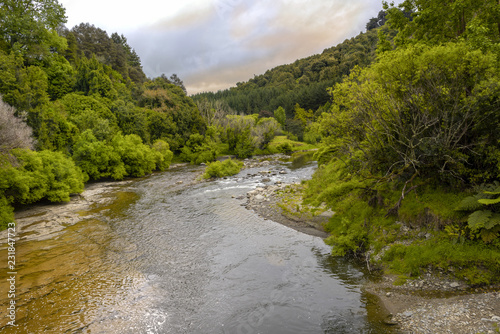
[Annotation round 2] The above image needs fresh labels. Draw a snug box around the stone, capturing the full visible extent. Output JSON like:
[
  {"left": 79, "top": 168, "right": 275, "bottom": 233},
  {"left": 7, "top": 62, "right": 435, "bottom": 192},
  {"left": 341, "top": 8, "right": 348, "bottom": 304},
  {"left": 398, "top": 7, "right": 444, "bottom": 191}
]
[
  {"left": 402, "top": 311, "right": 414, "bottom": 318},
  {"left": 255, "top": 195, "right": 265, "bottom": 201},
  {"left": 262, "top": 178, "right": 271, "bottom": 183},
  {"left": 450, "top": 282, "right": 460, "bottom": 288}
]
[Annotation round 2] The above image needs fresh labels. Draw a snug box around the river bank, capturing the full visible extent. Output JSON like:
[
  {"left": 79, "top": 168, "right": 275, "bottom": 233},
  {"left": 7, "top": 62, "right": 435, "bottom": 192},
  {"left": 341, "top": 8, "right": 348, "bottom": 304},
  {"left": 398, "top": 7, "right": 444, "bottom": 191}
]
[{"left": 244, "top": 182, "right": 500, "bottom": 334}]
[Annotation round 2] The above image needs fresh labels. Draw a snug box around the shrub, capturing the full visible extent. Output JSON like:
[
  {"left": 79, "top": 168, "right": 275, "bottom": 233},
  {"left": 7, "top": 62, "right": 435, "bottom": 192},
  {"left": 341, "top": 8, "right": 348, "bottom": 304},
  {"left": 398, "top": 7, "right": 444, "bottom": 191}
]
[
  {"left": 276, "top": 142, "right": 293, "bottom": 154},
  {"left": 152, "top": 139, "right": 173, "bottom": 171},
  {"left": 203, "top": 159, "right": 243, "bottom": 179}
]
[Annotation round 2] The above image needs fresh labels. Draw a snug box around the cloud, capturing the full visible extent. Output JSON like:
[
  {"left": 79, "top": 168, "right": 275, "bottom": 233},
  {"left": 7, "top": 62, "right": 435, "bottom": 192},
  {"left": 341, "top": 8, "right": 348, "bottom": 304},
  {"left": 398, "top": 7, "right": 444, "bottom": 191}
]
[{"left": 124, "top": 0, "right": 385, "bottom": 94}]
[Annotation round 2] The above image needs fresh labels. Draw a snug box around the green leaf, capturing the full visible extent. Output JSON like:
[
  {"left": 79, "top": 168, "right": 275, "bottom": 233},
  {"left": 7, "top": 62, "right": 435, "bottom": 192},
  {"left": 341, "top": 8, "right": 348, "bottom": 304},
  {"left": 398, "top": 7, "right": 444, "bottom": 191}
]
[
  {"left": 478, "top": 196, "right": 500, "bottom": 205},
  {"left": 483, "top": 190, "right": 500, "bottom": 195},
  {"left": 484, "top": 213, "right": 500, "bottom": 230},
  {"left": 467, "top": 210, "right": 492, "bottom": 230},
  {"left": 456, "top": 195, "right": 483, "bottom": 211}
]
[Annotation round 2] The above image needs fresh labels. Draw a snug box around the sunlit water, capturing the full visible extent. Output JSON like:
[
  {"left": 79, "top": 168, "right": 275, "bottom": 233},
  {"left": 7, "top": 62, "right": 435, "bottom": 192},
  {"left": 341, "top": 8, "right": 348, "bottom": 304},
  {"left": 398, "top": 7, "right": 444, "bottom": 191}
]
[{"left": 0, "top": 157, "right": 397, "bottom": 333}]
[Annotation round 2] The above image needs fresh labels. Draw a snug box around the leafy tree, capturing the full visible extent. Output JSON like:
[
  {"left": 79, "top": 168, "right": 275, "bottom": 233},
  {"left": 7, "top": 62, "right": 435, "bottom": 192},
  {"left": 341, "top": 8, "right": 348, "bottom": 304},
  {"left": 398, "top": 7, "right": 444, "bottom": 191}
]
[
  {"left": 0, "top": 0, "right": 67, "bottom": 58},
  {"left": 169, "top": 73, "right": 187, "bottom": 95},
  {"left": 179, "top": 133, "right": 218, "bottom": 164},
  {"left": 152, "top": 139, "right": 173, "bottom": 171},
  {"left": 274, "top": 106, "right": 286, "bottom": 129},
  {"left": 328, "top": 42, "right": 500, "bottom": 185},
  {"left": 111, "top": 133, "right": 156, "bottom": 177},
  {"left": 384, "top": 0, "right": 500, "bottom": 46},
  {"left": 72, "top": 130, "right": 125, "bottom": 180},
  {"left": 1, "top": 148, "right": 85, "bottom": 204},
  {"left": 43, "top": 54, "right": 76, "bottom": 100}
]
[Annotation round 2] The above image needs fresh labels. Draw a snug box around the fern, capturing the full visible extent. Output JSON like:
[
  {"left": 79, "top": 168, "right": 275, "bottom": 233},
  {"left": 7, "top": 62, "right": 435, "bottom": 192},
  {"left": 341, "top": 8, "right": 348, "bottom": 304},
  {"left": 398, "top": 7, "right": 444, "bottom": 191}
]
[
  {"left": 457, "top": 194, "right": 486, "bottom": 211},
  {"left": 467, "top": 210, "right": 492, "bottom": 230},
  {"left": 478, "top": 197, "right": 500, "bottom": 205},
  {"left": 457, "top": 182, "right": 500, "bottom": 243}
]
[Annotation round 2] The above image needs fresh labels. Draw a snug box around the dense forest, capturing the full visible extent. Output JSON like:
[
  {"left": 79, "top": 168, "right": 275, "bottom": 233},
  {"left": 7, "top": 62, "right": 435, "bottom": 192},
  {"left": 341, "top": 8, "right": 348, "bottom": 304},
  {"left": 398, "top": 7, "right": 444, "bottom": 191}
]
[{"left": 0, "top": 0, "right": 206, "bottom": 226}]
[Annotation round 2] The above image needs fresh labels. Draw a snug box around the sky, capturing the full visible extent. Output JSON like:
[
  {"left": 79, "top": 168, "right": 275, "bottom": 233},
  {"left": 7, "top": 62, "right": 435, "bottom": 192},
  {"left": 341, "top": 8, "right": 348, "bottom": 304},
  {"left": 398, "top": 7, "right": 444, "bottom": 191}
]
[{"left": 59, "top": 0, "right": 391, "bottom": 95}]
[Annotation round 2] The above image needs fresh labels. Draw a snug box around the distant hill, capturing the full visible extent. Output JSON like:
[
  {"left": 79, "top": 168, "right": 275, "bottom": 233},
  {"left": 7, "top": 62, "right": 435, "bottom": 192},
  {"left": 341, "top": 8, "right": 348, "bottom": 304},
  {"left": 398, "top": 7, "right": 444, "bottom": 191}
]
[{"left": 192, "top": 24, "right": 395, "bottom": 118}]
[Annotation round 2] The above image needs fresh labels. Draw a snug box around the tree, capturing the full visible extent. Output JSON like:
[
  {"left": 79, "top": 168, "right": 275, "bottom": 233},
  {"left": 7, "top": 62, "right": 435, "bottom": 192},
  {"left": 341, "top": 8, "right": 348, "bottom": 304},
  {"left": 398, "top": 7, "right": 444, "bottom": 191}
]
[
  {"left": 170, "top": 74, "right": 187, "bottom": 95},
  {"left": 0, "top": 0, "right": 67, "bottom": 57},
  {"left": 384, "top": 0, "right": 500, "bottom": 45},
  {"left": 0, "top": 97, "right": 34, "bottom": 160},
  {"left": 273, "top": 106, "right": 286, "bottom": 129},
  {"left": 329, "top": 42, "right": 500, "bottom": 185}
]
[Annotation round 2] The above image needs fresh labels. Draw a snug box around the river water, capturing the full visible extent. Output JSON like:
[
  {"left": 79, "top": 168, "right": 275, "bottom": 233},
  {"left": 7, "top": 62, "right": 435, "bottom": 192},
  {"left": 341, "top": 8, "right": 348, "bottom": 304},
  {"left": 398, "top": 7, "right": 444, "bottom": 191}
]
[{"left": 0, "top": 157, "right": 397, "bottom": 333}]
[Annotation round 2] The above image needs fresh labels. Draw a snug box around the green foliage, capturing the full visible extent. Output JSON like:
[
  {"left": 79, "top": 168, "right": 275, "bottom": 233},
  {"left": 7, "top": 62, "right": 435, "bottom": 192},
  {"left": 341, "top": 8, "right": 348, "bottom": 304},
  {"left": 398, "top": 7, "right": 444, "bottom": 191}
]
[
  {"left": 385, "top": 0, "right": 500, "bottom": 47},
  {"left": 273, "top": 106, "right": 286, "bottom": 129},
  {"left": 180, "top": 133, "right": 218, "bottom": 164},
  {"left": 276, "top": 142, "right": 293, "bottom": 154},
  {"left": 325, "top": 217, "right": 369, "bottom": 257},
  {"left": 457, "top": 183, "right": 500, "bottom": 242},
  {"left": 111, "top": 134, "right": 156, "bottom": 178},
  {"left": 72, "top": 130, "right": 126, "bottom": 180},
  {"left": 202, "top": 159, "right": 243, "bottom": 179},
  {"left": 152, "top": 139, "right": 173, "bottom": 171},
  {"left": 0, "top": 149, "right": 86, "bottom": 204},
  {"left": 327, "top": 42, "right": 500, "bottom": 185},
  {"left": 0, "top": 0, "right": 67, "bottom": 58}
]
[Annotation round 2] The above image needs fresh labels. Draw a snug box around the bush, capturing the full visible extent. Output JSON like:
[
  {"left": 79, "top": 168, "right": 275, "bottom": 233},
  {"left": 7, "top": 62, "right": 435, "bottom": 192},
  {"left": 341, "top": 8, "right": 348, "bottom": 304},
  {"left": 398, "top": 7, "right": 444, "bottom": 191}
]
[
  {"left": 276, "top": 142, "right": 293, "bottom": 154},
  {"left": 72, "top": 130, "right": 126, "bottom": 180},
  {"left": 179, "top": 133, "right": 217, "bottom": 164},
  {"left": 0, "top": 149, "right": 86, "bottom": 204},
  {"left": 152, "top": 139, "right": 173, "bottom": 171},
  {"left": 203, "top": 159, "right": 243, "bottom": 179}
]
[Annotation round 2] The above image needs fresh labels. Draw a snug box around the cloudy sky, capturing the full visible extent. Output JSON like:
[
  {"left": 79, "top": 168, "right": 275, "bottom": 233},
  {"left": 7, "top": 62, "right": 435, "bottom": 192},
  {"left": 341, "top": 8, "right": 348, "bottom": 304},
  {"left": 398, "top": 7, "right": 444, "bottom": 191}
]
[{"left": 60, "top": 0, "right": 390, "bottom": 94}]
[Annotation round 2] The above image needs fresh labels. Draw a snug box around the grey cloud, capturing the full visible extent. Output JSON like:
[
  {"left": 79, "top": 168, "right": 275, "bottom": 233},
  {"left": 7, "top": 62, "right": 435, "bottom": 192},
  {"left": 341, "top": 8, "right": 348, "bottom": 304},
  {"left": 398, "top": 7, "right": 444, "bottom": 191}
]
[{"left": 127, "top": 0, "right": 386, "bottom": 94}]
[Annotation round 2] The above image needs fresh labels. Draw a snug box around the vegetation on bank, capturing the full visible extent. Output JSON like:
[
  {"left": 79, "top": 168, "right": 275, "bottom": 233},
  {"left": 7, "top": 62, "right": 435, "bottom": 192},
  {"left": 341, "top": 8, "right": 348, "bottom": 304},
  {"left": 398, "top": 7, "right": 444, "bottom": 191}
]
[{"left": 298, "top": 0, "right": 500, "bottom": 285}]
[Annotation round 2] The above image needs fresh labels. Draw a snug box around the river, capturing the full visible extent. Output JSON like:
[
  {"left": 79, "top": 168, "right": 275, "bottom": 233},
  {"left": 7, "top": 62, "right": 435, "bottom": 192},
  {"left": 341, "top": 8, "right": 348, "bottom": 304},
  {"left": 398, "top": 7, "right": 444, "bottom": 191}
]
[{"left": 0, "top": 156, "right": 397, "bottom": 333}]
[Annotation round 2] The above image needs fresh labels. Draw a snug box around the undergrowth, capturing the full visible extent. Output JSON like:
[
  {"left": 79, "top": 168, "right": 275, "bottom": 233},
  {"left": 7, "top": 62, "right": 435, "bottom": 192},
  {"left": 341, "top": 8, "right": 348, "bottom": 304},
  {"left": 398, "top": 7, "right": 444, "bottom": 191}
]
[{"left": 301, "top": 157, "right": 500, "bottom": 286}]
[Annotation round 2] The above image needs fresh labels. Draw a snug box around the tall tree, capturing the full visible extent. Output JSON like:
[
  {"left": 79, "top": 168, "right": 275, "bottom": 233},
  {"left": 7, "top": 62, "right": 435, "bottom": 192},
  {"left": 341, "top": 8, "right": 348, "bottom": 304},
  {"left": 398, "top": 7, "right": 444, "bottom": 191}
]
[{"left": 0, "top": 0, "right": 67, "bottom": 57}]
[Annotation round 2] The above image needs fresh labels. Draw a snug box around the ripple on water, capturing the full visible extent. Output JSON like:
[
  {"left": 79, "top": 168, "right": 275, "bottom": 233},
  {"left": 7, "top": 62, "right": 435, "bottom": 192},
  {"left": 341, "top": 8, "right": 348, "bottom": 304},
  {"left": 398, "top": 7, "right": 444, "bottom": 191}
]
[{"left": 0, "top": 160, "right": 398, "bottom": 334}]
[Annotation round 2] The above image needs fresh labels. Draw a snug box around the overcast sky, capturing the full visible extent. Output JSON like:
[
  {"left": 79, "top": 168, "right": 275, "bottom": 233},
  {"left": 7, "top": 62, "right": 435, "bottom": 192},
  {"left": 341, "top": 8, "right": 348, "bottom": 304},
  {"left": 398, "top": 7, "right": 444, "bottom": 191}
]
[{"left": 59, "top": 0, "right": 391, "bottom": 95}]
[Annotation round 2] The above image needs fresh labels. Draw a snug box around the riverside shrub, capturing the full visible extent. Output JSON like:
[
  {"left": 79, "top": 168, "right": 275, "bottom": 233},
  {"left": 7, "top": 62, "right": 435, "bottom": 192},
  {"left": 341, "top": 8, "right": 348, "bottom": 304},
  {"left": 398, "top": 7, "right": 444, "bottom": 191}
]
[{"left": 203, "top": 159, "right": 243, "bottom": 179}]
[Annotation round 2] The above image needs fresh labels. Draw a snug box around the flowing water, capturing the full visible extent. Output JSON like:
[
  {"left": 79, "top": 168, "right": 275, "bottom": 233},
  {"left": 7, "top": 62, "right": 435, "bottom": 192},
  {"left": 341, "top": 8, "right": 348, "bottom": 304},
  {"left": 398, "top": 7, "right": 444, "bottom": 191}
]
[{"left": 0, "top": 157, "right": 397, "bottom": 333}]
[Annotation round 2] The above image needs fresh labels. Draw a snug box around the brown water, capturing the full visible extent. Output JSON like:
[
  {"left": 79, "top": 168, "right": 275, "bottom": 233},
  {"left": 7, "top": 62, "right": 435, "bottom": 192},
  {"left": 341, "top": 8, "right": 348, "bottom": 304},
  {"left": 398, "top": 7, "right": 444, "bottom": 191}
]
[{"left": 0, "top": 158, "right": 399, "bottom": 333}]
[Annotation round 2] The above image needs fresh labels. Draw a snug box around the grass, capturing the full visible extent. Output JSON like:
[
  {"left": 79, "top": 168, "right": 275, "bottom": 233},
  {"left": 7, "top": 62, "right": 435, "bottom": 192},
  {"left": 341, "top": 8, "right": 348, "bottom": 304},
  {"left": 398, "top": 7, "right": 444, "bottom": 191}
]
[{"left": 268, "top": 136, "right": 319, "bottom": 152}]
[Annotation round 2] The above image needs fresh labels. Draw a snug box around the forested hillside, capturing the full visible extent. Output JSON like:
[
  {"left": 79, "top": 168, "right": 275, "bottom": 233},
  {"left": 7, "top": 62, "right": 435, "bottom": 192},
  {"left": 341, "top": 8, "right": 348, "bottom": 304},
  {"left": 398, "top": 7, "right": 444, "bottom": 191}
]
[
  {"left": 0, "top": 0, "right": 203, "bottom": 227},
  {"left": 192, "top": 19, "right": 397, "bottom": 140}
]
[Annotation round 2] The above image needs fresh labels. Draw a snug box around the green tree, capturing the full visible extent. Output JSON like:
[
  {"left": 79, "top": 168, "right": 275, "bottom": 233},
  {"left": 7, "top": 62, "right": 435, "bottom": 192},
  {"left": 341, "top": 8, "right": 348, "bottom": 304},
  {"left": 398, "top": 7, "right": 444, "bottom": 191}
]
[
  {"left": 0, "top": 0, "right": 67, "bottom": 57},
  {"left": 384, "top": 0, "right": 500, "bottom": 46},
  {"left": 274, "top": 106, "right": 286, "bottom": 130}
]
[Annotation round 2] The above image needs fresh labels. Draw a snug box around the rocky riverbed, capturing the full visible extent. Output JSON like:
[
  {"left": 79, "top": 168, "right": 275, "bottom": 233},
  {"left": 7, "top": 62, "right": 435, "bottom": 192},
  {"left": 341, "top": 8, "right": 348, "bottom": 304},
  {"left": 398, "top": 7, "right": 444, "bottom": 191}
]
[{"left": 243, "top": 179, "right": 500, "bottom": 334}]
